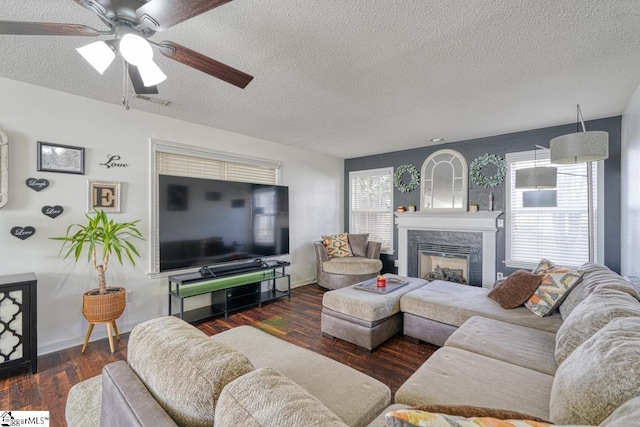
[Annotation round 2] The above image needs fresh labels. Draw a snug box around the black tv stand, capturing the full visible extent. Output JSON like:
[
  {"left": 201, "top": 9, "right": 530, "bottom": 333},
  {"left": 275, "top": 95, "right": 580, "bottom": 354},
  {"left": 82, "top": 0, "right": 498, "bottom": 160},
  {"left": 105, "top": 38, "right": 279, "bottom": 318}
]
[{"left": 168, "top": 261, "right": 290, "bottom": 322}]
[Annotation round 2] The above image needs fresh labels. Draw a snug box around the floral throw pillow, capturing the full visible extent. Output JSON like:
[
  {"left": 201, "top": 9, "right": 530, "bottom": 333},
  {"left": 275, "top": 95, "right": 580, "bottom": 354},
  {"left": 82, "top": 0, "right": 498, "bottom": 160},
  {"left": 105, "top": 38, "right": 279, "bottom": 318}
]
[
  {"left": 385, "top": 409, "right": 555, "bottom": 427},
  {"left": 321, "top": 233, "right": 353, "bottom": 258},
  {"left": 531, "top": 258, "right": 557, "bottom": 274},
  {"left": 525, "top": 267, "right": 584, "bottom": 317}
]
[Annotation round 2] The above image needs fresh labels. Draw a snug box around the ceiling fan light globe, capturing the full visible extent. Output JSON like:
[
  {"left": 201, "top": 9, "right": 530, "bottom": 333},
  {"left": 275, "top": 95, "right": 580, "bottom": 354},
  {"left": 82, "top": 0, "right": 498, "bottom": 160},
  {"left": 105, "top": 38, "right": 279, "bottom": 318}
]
[
  {"left": 76, "top": 41, "right": 115, "bottom": 74},
  {"left": 138, "top": 60, "right": 167, "bottom": 87},
  {"left": 120, "top": 33, "right": 153, "bottom": 66}
]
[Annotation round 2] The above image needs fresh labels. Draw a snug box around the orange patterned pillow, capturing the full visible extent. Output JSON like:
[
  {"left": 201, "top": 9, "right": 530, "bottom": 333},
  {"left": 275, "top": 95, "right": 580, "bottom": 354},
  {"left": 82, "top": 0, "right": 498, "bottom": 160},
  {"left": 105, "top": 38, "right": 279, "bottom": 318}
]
[{"left": 321, "top": 233, "right": 353, "bottom": 258}]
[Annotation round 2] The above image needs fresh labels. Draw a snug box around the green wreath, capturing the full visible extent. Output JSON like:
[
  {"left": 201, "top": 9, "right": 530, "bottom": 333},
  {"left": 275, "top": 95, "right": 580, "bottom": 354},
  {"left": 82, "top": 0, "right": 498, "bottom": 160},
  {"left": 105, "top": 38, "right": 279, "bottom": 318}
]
[
  {"left": 394, "top": 164, "right": 420, "bottom": 193},
  {"left": 470, "top": 154, "right": 506, "bottom": 188}
]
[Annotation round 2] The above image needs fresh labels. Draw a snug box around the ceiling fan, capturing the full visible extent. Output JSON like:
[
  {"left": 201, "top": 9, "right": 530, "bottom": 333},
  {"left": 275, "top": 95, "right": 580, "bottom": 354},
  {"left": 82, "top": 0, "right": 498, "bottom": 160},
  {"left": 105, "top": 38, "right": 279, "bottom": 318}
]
[{"left": 0, "top": 0, "right": 253, "bottom": 97}]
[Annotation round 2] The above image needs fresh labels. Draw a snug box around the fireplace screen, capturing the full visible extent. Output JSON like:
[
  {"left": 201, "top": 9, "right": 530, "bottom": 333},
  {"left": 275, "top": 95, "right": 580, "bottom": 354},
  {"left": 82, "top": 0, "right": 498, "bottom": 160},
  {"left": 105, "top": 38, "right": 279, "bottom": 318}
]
[{"left": 418, "top": 243, "right": 470, "bottom": 284}]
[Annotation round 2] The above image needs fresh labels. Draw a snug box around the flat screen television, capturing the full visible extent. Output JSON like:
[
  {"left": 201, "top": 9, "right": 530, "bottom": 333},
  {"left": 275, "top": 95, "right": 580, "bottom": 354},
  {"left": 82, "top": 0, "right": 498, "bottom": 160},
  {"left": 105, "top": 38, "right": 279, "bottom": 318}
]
[{"left": 158, "top": 175, "right": 290, "bottom": 273}]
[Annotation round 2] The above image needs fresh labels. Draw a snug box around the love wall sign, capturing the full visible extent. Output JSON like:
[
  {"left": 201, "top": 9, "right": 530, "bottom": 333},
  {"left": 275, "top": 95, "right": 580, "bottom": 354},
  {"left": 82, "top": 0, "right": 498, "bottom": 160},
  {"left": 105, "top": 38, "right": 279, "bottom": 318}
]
[
  {"left": 42, "top": 205, "right": 64, "bottom": 218},
  {"left": 11, "top": 226, "right": 35, "bottom": 240}
]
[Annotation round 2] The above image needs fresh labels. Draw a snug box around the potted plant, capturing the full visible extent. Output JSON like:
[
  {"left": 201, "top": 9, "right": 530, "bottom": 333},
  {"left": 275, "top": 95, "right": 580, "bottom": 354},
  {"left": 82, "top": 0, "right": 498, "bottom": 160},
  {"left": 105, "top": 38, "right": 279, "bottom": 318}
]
[
  {"left": 469, "top": 202, "right": 479, "bottom": 212},
  {"left": 52, "top": 210, "right": 143, "bottom": 324},
  {"left": 408, "top": 204, "right": 416, "bottom": 212}
]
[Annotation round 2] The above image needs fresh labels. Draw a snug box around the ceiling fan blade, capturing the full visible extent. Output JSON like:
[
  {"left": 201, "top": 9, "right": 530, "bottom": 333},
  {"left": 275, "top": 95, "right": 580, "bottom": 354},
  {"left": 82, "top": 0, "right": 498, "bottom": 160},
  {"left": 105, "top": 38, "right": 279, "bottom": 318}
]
[
  {"left": 157, "top": 41, "right": 253, "bottom": 88},
  {"left": 136, "top": 0, "right": 233, "bottom": 31},
  {"left": 128, "top": 65, "right": 159, "bottom": 95},
  {"left": 0, "top": 21, "right": 108, "bottom": 37}
]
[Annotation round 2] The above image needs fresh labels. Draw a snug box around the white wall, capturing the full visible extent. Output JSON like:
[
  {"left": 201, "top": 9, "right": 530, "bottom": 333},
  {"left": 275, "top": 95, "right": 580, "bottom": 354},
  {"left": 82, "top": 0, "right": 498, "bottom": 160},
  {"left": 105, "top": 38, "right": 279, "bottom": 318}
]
[
  {"left": 0, "top": 77, "right": 344, "bottom": 354},
  {"left": 621, "top": 83, "right": 640, "bottom": 276}
]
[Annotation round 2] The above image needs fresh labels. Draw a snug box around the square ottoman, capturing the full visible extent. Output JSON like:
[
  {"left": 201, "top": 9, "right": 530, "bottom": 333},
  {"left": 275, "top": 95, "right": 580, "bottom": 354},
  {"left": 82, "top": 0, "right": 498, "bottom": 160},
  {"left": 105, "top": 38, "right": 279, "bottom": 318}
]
[{"left": 321, "top": 275, "right": 429, "bottom": 350}]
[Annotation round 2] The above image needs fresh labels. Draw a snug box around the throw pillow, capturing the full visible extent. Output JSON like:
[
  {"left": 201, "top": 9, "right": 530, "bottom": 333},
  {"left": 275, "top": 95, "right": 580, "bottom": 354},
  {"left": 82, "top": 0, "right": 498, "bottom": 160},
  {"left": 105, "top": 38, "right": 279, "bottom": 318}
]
[
  {"left": 554, "top": 286, "right": 640, "bottom": 365},
  {"left": 385, "top": 409, "right": 555, "bottom": 427},
  {"left": 347, "top": 233, "right": 369, "bottom": 257},
  {"left": 321, "top": 233, "right": 353, "bottom": 257},
  {"left": 550, "top": 317, "right": 640, "bottom": 425},
  {"left": 531, "top": 258, "right": 557, "bottom": 274},
  {"left": 410, "top": 404, "right": 550, "bottom": 422},
  {"left": 488, "top": 270, "right": 543, "bottom": 309},
  {"left": 525, "top": 267, "right": 583, "bottom": 317},
  {"left": 215, "top": 367, "right": 349, "bottom": 427}
]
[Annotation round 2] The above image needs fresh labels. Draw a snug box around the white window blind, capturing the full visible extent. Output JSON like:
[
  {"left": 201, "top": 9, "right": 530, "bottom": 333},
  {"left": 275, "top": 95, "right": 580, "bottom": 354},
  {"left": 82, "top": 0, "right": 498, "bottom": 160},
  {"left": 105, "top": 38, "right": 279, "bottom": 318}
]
[
  {"left": 349, "top": 168, "right": 393, "bottom": 253},
  {"left": 505, "top": 150, "right": 597, "bottom": 269},
  {"left": 156, "top": 152, "right": 277, "bottom": 184}
]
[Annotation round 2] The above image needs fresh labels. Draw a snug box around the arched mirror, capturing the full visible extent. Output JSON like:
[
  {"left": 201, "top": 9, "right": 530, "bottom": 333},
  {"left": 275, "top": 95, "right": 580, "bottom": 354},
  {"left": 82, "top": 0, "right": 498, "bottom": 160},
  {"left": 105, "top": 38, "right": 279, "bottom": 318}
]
[{"left": 420, "top": 149, "right": 467, "bottom": 210}]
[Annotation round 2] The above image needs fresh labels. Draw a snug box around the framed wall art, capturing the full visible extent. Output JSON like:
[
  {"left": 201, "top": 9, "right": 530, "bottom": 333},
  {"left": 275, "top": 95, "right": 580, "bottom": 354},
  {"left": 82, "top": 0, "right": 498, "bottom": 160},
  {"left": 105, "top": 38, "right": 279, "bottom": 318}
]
[
  {"left": 87, "top": 180, "right": 121, "bottom": 213},
  {"left": 37, "top": 141, "right": 85, "bottom": 175}
]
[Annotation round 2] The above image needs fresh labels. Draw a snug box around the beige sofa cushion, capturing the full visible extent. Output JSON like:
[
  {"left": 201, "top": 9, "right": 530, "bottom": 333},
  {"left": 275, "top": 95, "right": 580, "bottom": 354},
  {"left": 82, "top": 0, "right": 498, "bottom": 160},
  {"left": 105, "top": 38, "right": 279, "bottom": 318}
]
[
  {"left": 323, "top": 256, "right": 382, "bottom": 275},
  {"left": 215, "top": 367, "right": 348, "bottom": 426},
  {"left": 550, "top": 317, "right": 640, "bottom": 425},
  {"left": 127, "top": 316, "right": 255, "bottom": 427},
  {"left": 601, "top": 396, "right": 640, "bottom": 427},
  {"left": 394, "top": 347, "right": 554, "bottom": 421},
  {"left": 444, "top": 316, "right": 557, "bottom": 376},
  {"left": 211, "top": 325, "right": 391, "bottom": 427},
  {"left": 400, "top": 280, "right": 563, "bottom": 333},
  {"left": 65, "top": 374, "right": 102, "bottom": 427},
  {"left": 560, "top": 263, "right": 639, "bottom": 319},
  {"left": 322, "top": 275, "right": 428, "bottom": 322},
  {"left": 555, "top": 287, "right": 640, "bottom": 365}
]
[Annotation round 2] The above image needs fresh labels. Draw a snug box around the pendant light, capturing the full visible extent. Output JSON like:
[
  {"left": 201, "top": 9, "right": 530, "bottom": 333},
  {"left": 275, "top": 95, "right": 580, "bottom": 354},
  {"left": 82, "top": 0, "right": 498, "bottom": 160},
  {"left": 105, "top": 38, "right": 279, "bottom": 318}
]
[
  {"left": 550, "top": 105, "right": 608, "bottom": 164},
  {"left": 549, "top": 104, "right": 609, "bottom": 263},
  {"left": 515, "top": 146, "right": 557, "bottom": 189}
]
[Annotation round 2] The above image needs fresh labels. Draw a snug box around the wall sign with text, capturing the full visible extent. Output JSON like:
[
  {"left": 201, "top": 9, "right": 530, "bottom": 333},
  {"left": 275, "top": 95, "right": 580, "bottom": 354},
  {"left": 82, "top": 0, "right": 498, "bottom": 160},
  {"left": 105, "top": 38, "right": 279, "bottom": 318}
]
[
  {"left": 11, "top": 226, "right": 35, "bottom": 240},
  {"left": 99, "top": 154, "right": 129, "bottom": 169},
  {"left": 87, "top": 180, "right": 121, "bottom": 213}
]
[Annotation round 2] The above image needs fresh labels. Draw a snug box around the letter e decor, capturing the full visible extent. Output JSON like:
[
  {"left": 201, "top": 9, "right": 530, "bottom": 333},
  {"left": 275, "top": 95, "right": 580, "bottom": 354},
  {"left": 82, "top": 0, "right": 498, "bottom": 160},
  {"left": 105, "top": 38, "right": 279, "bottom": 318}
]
[{"left": 87, "top": 180, "right": 121, "bottom": 213}]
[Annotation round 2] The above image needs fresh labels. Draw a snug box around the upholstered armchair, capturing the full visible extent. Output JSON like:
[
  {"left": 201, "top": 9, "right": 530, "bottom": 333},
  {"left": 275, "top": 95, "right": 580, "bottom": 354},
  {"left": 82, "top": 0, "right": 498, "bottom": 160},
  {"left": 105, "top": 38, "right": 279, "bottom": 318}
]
[{"left": 314, "top": 234, "right": 383, "bottom": 290}]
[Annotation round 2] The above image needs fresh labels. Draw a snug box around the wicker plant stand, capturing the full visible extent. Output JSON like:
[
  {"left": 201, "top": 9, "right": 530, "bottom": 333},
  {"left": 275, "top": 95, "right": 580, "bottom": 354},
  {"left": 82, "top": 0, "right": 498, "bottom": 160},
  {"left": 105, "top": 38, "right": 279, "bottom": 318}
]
[{"left": 81, "top": 287, "right": 126, "bottom": 354}]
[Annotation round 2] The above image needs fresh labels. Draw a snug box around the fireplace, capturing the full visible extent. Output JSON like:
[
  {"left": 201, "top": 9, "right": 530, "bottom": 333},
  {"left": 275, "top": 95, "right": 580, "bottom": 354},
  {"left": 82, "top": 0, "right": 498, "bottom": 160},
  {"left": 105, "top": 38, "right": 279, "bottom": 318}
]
[
  {"left": 395, "top": 211, "right": 501, "bottom": 288},
  {"left": 418, "top": 243, "right": 470, "bottom": 284}
]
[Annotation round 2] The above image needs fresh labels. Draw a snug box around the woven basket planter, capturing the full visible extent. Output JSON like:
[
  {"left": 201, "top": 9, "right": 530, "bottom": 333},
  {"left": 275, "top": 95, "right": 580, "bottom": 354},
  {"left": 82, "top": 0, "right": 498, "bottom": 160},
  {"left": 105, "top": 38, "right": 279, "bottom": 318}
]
[{"left": 82, "top": 287, "right": 126, "bottom": 323}]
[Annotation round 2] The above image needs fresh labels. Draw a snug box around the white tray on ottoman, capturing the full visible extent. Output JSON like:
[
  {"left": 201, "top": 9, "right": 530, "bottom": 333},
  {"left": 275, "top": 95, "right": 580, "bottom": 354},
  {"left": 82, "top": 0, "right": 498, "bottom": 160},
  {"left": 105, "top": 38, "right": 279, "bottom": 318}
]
[{"left": 321, "top": 274, "right": 429, "bottom": 351}]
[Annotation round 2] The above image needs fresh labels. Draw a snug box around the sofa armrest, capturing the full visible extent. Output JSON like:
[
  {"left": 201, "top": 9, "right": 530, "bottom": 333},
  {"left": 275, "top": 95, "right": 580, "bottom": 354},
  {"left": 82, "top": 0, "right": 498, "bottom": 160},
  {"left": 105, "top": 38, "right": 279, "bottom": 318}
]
[
  {"left": 314, "top": 241, "right": 329, "bottom": 263},
  {"left": 101, "top": 361, "right": 178, "bottom": 427},
  {"left": 366, "top": 241, "right": 382, "bottom": 259}
]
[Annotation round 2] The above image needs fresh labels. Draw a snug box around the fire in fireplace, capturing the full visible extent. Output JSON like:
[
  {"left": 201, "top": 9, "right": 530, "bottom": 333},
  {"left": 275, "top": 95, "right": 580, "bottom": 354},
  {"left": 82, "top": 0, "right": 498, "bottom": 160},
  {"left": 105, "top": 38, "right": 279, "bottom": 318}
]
[{"left": 418, "top": 243, "right": 471, "bottom": 284}]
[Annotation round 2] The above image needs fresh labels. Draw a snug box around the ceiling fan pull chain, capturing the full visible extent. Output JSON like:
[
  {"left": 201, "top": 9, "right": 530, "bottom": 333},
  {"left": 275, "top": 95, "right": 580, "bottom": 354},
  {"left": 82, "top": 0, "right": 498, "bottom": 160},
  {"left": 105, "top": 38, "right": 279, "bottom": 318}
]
[{"left": 122, "top": 61, "right": 130, "bottom": 111}]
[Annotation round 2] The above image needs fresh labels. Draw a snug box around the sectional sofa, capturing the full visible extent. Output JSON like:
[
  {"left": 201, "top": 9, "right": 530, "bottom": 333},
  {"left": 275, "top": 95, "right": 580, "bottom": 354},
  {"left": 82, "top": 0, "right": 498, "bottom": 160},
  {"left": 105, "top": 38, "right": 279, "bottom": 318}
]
[{"left": 66, "top": 262, "right": 640, "bottom": 426}]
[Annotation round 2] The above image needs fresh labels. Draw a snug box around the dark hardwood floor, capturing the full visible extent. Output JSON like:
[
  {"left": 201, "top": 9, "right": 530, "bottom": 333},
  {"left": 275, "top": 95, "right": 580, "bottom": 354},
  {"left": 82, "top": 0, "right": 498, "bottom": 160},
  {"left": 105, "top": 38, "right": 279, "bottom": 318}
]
[{"left": 0, "top": 284, "right": 437, "bottom": 426}]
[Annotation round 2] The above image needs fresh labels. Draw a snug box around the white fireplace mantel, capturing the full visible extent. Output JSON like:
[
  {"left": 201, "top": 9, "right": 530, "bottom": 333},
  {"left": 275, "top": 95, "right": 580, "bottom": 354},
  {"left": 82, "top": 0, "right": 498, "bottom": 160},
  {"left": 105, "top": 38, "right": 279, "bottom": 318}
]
[{"left": 395, "top": 211, "right": 501, "bottom": 288}]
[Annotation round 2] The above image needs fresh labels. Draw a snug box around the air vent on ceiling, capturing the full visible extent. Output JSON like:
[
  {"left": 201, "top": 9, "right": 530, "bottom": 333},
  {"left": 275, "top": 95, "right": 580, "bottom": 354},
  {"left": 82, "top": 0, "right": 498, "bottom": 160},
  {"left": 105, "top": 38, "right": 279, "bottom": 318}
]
[{"left": 131, "top": 94, "right": 172, "bottom": 107}]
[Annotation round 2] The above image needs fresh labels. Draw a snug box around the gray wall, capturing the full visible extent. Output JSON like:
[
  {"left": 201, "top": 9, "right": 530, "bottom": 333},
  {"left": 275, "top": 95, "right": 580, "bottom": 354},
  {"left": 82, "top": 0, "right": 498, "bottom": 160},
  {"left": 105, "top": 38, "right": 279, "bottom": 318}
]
[{"left": 344, "top": 116, "right": 622, "bottom": 276}]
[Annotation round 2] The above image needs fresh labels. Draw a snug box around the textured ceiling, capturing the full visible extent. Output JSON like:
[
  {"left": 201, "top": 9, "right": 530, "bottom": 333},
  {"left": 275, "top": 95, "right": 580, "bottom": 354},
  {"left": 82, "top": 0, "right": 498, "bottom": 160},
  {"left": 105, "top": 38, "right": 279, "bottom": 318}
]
[{"left": 1, "top": 0, "right": 639, "bottom": 159}]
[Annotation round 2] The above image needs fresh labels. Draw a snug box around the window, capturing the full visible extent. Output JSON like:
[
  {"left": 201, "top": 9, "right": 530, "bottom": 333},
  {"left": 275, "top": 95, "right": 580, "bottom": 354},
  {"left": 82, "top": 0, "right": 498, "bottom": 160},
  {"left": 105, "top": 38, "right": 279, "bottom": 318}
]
[
  {"left": 150, "top": 139, "right": 281, "bottom": 275},
  {"left": 505, "top": 150, "right": 599, "bottom": 269},
  {"left": 349, "top": 168, "right": 393, "bottom": 254}
]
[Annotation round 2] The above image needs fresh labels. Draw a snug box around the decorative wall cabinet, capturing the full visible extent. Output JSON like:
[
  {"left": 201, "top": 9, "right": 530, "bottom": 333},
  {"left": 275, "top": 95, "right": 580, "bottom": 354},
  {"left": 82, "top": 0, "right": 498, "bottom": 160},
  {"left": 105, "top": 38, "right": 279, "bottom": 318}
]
[{"left": 0, "top": 273, "right": 37, "bottom": 377}]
